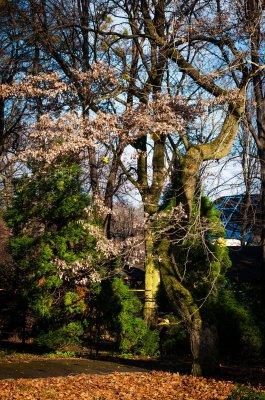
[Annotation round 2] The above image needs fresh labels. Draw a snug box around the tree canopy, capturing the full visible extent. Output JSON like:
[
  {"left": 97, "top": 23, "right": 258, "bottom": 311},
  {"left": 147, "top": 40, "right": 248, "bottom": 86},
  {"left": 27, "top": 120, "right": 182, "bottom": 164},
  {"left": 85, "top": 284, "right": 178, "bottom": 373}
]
[{"left": 0, "top": 0, "right": 264, "bottom": 376}]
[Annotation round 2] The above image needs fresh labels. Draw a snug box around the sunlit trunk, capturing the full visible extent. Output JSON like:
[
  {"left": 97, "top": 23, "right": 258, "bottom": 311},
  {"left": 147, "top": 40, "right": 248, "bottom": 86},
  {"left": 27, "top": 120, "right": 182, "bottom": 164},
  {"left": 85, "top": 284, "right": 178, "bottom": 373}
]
[
  {"left": 141, "top": 136, "right": 166, "bottom": 325},
  {"left": 143, "top": 221, "right": 160, "bottom": 326},
  {"left": 180, "top": 149, "right": 201, "bottom": 218}
]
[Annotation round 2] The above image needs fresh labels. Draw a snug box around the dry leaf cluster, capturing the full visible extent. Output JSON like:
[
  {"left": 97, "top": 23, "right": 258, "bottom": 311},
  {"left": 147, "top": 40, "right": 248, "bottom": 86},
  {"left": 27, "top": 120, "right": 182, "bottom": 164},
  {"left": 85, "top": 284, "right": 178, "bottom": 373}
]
[{"left": 0, "top": 371, "right": 236, "bottom": 400}]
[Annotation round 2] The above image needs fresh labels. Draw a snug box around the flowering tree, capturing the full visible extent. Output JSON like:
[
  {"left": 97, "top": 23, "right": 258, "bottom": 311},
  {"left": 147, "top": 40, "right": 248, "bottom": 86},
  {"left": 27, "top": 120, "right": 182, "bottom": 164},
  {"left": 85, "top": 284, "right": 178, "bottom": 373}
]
[
  {"left": 0, "top": 0, "right": 263, "bottom": 375},
  {"left": 91, "top": 0, "right": 262, "bottom": 375},
  {"left": 9, "top": 0, "right": 128, "bottom": 238}
]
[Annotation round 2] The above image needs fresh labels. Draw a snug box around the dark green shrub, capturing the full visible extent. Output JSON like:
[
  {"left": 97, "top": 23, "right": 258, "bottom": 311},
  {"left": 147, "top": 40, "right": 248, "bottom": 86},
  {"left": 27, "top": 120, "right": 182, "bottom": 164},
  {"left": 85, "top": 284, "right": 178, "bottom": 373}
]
[
  {"left": 158, "top": 315, "right": 189, "bottom": 357},
  {"left": 111, "top": 278, "right": 159, "bottom": 356},
  {"left": 4, "top": 161, "right": 104, "bottom": 343},
  {"left": 85, "top": 278, "right": 159, "bottom": 356},
  {"left": 217, "top": 289, "right": 263, "bottom": 358},
  {"left": 226, "top": 386, "right": 265, "bottom": 400},
  {"left": 35, "top": 321, "right": 84, "bottom": 350}
]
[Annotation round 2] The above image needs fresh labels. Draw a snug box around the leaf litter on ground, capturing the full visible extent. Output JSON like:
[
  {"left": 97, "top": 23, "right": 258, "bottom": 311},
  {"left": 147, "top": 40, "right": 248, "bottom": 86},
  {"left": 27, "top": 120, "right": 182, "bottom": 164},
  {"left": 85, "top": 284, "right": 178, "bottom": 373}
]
[{"left": 0, "top": 371, "right": 239, "bottom": 400}]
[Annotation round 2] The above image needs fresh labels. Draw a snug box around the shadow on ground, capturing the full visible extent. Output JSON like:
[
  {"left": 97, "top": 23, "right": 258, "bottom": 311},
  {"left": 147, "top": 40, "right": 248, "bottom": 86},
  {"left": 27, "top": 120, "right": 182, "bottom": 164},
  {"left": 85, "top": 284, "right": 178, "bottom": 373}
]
[
  {"left": 0, "top": 340, "right": 191, "bottom": 380},
  {"left": 0, "top": 341, "right": 265, "bottom": 389}
]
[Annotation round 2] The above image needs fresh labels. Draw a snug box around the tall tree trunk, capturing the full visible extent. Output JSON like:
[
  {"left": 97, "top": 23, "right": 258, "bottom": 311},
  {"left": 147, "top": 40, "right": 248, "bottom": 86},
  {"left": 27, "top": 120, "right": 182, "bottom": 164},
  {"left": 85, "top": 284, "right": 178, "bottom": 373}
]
[
  {"left": 246, "top": 0, "right": 265, "bottom": 282},
  {"left": 159, "top": 238, "right": 220, "bottom": 376},
  {"left": 180, "top": 148, "right": 201, "bottom": 217},
  {"left": 103, "top": 145, "right": 124, "bottom": 238},
  {"left": 103, "top": 160, "right": 117, "bottom": 239},
  {"left": 189, "top": 314, "right": 203, "bottom": 376},
  {"left": 189, "top": 317, "right": 220, "bottom": 376},
  {"left": 0, "top": 98, "right": 5, "bottom": 156},
  {"left": 143, "top": 220, "right": 160, "bottom": 325},
  {"left": 259, "top": 150, "right": 265, "bottom": 283},
  {"left": 139, "top": 138, "right": 166, "bottom": 325}
]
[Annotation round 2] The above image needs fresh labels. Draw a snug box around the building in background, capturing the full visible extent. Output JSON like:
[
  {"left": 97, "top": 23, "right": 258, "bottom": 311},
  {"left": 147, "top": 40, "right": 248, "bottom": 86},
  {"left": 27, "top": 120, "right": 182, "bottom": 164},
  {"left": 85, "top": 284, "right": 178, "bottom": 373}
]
[{"left": 214, "top": 194, "right": 261, "bottom": 246}]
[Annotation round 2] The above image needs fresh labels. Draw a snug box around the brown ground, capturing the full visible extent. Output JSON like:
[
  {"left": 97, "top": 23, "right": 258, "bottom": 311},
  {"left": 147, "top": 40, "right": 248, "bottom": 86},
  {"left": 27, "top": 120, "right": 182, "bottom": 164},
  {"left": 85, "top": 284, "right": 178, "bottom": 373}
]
[{"left": 0, "top": 356, "right": 264, "bottom": 389}]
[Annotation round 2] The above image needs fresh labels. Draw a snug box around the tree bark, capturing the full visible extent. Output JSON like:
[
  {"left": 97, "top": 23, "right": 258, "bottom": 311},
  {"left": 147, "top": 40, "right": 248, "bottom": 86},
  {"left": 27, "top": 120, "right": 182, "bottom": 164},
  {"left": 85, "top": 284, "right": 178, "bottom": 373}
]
[
  {"left": 143, "top": 223, "right": 160, "bottom": 325},
  {"left": 259, "top": 150, "right": 265, "bottom": 283},
  {"left": 189, "top": 319, "right": 220, "bottom": 376},
  {"left": 189, "top": 314, "right": 203, "bottom": 376},
  {"left": 0, "top": 98, "right": 5, "bottom": 156},
  {"left": 137, "top": 138, "right": 166, "bottom": 325},
  {"left": 159, "top": 238, "right": 220, "bottom": 376}
]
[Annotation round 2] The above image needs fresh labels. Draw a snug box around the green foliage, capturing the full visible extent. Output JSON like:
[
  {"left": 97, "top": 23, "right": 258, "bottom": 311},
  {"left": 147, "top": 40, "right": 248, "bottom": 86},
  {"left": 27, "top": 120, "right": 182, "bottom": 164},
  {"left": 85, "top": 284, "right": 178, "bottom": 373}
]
[
  {"left": 226, "top": 386, "right": 265, "bottom": 400},
  {"left": 47, "top": 350, "right": 77, "bottom": 358},
  {"left": 158, "top": 315, "right": 189, "bottom": 357},
  {"left": 5, "top": 163, "right": 89, "bottom": 230},
  {"left": 64, "top": 291, "right": 86, "bottom": 314},
  {"left": 200, "top": 196, "right": 226, "bottom": 237},
  {"left": 35, "top": 321, "right": 84, "bottom": 350},
  {"left": 111, "top": 278, "right": 159, "bottom": 356},
  {"left": 4, "top": 161, "right": 102, "bottom": 342},
  {"left": 217, "top": 288, "right": 263, "bottom": 358},
  {"left": 94, "top": 278, "right": 159, "bottom": 356},
  {"left": 173, "top": 196, "right": 231, "bottom": 304}
]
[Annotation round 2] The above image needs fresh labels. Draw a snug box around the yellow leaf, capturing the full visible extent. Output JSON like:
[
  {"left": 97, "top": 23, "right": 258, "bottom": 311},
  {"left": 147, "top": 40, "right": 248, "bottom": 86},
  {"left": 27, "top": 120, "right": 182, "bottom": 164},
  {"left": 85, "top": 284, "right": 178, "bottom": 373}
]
[
  {"left": 150, "top": 132, "right": 160, "bottom": 141},
  {"left": 121, "top": 73, "right": 130, "bottom": 81}
]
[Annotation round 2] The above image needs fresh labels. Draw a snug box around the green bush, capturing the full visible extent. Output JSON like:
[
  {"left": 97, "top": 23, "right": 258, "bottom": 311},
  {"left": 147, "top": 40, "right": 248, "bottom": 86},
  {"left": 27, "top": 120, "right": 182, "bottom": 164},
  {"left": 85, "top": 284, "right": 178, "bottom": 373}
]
[
  {"left": 4, "top": 161, "right": 106, "bottom": 343},
  {"left": 35, "top": 321, "right": 84, "bottom": 350},
  {"left": 226, "top": 386, "right": 265, "bottom": 400},
  {"left": 217, "top": 289, "right": 263, "bottom": 358},
  {"left": 111, "top": 278, "right": 159, "bottom": 356},
  {"left": 159, "top": 315, "right": 189, "bottom": 357},
  {"left": 86, "top": 278, "right": 159, "bottom": 356}
]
